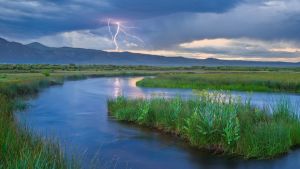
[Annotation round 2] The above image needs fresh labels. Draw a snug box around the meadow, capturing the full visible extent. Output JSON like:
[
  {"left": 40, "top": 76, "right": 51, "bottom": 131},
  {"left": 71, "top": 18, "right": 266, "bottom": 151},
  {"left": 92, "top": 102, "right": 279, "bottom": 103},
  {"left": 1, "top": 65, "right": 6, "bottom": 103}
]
[
  {"left": 108, "top": 92, "right": 300, "bottom": 159},
  {"left": 137, "top": 72, "right": 300, "bottom": 93}
]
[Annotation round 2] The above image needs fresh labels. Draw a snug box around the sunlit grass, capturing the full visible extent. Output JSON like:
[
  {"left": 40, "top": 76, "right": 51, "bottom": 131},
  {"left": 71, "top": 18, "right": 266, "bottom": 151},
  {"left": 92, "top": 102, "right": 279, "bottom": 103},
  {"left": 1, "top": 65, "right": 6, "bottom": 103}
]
[{"left": 137, "top": 72, "right": 300, "bottom": 93}]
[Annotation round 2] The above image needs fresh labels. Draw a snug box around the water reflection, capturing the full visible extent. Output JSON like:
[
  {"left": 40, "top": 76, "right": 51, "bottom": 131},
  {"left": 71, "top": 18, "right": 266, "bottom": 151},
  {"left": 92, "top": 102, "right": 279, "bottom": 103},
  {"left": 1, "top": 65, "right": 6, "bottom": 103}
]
[
  {"left": 113, "top": 77, "right": 146, "bottom": 98},
  {"left": 113, "top": 78, "right": 122, "bottom": 97}
]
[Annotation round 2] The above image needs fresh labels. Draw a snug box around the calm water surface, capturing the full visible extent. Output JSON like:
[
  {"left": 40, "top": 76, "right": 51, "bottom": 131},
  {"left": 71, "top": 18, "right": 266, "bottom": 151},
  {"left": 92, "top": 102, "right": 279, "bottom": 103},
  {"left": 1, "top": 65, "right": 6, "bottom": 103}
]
[{"left": 16, "top": 77, "right": 300, "bottom": 169}]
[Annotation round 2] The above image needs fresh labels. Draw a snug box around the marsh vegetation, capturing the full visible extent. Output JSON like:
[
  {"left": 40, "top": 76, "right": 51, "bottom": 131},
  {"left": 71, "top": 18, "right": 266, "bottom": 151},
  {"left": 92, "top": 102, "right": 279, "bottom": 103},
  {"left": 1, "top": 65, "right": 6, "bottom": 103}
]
[
  {"left": 108, "top": 92, "right": 300, "bottom": 159},
  {"left": 0, "top": 79, "right": 80, "bottom": 169}
]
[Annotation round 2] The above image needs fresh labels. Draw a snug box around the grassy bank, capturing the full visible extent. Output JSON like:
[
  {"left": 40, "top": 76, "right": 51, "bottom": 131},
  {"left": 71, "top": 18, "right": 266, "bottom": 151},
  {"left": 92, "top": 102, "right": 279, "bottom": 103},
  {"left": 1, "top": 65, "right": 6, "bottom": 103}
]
[
  {"left": 0, "top": 69, "right": 156, "bottom": 169},
  {"left": 0, "top": 79, "right": 80, "bottom": 169},
  {"left": 137, "top": 72, "right": 300, "bottom": 93},
  {"left": 108, "top": 92, "right": 300, "bottom": 159}
]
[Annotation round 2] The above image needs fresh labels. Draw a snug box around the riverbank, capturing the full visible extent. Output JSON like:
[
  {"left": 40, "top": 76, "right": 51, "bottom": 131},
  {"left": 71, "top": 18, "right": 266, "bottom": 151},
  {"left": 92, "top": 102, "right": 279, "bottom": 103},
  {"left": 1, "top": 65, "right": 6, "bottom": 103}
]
[
  {"left": 137, "top": 72, "right": 300, "bottom": 93},
  {"left": 0, "top": 78, "right": 78, "bottom": 168},
  {"left": 108, "top": 92, "right": 300, "bottom": 159},
  {"left": 0, "top": 69, "right": 157, "bottom": 169}
]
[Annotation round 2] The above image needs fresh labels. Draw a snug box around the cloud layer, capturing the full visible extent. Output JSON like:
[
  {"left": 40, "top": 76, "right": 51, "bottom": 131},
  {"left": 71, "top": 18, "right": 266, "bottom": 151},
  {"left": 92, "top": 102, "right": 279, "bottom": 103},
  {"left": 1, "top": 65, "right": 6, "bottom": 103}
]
[{"left": 0, "top": 0, "right": 300, "bottom": 62}]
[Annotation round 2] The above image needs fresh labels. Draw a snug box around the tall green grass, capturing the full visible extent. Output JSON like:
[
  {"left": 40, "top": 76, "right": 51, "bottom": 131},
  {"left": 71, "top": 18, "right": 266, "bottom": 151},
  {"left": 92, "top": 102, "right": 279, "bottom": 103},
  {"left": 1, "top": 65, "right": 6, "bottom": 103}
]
[
  {"left": 108, "top": 92, "right": 300, "bottom": 159},
  {"left": 0, "top": 76, "right": 81, "bottom": 168}
]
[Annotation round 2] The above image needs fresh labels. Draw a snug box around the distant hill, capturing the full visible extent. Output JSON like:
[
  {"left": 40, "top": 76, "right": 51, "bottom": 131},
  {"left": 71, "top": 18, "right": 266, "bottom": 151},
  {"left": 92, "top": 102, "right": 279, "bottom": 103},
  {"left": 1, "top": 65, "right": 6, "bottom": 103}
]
[{"left": 0, "top": 37, "right": 299, "bottom": 67}]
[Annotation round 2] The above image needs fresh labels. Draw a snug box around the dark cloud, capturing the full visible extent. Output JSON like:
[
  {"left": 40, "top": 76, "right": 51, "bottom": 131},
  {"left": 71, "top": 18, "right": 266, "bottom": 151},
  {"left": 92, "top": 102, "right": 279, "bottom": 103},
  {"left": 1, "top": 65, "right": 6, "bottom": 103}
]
[
  {"left": 0, "top": 1, "right": 103, "bottom": 38},
  {"left": 136, "top": 1, "right": 300, "bottom": 49},
  {"left": 109, "top": 0, "right": 242, "bottom": 18},
  {"left": 0, "top": 0, "right": 242, "bottom": 38}
]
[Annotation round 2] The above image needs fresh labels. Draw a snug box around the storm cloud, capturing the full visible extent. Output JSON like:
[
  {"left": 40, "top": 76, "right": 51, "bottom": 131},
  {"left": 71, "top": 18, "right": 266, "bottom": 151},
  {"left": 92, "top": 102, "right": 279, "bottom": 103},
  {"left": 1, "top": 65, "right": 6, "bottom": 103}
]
[{"left": 0, "top": 0, "right": 299, "bottom": 61}]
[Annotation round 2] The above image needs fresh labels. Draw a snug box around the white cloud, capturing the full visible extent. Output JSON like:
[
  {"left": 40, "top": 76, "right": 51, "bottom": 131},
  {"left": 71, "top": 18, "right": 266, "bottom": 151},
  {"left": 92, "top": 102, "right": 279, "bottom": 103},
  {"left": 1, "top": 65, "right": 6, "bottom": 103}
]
[
  {"left": 24, "top": 30, "right": 114, "bottom": 50},
  {"left": 179, "top": 38, "right": 300, "bottom": 51},
  {"left": 179, "top": 39, "right": 233, "bottom": 49},
  {"left": 178, "top": 38, "right": 300, "bottom": 59},
  {"left": 270, "top": 48, "right": 300, "bottom": 53}
]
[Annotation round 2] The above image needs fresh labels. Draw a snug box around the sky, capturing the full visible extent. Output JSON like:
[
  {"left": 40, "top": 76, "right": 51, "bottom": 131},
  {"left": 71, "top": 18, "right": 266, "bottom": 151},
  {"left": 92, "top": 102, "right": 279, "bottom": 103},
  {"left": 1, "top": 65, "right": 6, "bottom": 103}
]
[{"left": 1, "top": 0, "right": 300, "bottom": 62}]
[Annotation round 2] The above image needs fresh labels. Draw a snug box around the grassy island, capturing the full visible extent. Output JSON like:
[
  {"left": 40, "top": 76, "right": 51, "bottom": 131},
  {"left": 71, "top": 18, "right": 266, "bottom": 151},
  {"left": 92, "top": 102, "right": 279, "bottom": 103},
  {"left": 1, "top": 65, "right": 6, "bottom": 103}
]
[{"left": 108, "top": 92, "right": 300, "bottom": 159}]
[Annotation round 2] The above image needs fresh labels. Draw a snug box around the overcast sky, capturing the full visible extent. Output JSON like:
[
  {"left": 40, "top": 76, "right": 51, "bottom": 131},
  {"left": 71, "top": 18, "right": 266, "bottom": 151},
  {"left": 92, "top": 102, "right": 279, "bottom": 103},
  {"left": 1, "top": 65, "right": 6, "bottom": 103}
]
[{"left": 1, "top": 0, "right": 300, "bottom": 62}]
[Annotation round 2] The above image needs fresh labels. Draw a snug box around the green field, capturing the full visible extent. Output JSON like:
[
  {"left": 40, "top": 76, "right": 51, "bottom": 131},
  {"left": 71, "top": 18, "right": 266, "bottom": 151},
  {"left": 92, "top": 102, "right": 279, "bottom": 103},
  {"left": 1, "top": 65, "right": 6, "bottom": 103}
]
[
  {"left": 108, "top": 92, "right": 300, "bottom": 159},
  {"left": 137, "top": 72, "right": 300, "bottom": 93}
]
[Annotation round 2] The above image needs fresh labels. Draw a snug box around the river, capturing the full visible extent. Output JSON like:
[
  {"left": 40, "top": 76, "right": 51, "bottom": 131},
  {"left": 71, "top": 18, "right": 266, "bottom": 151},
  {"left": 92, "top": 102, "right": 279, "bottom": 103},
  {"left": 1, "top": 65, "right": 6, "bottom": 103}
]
[{"left": 16, "top": 77, "right": 300, "bottom": 169}]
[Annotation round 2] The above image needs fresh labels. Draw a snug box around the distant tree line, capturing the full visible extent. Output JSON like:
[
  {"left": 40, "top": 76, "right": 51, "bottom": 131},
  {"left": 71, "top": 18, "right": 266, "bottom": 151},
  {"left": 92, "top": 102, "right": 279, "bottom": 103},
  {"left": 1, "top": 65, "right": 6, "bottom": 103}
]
[{"left": 0, "top": 64, "right": 300, "bottom": 72}]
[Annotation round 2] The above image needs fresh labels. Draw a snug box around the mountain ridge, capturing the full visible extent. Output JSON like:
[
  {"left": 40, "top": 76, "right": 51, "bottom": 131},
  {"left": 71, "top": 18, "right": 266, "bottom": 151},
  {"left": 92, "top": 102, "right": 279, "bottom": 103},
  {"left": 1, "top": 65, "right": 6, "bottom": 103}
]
[{"left": 0, "top": 37, "right": 299, "bottom": 67}]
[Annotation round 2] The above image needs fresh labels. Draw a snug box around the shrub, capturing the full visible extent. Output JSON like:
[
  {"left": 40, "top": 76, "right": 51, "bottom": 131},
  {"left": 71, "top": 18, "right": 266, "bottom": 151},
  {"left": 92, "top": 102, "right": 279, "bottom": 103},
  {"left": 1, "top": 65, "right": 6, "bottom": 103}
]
[{"left": 41, "top": 70, "right": 50, "bottom": 77}]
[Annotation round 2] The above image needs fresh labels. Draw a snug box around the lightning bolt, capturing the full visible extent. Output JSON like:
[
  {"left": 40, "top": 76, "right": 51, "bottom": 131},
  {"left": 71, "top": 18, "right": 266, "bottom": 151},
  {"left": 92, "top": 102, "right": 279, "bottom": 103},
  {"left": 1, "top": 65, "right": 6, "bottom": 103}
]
[
  {"left": 120, "top": 26, "right": 144, "bottom": 44},
  {"left": 108, "top": 19, "right": 120, "bottom": 51},
  {"left": 113, "top": 22, "right": 120, "bottom": 51},
  {"left": 107, "top": 19, "right": 114, "bottom": 41},
  {"left": 107, "top": 18, "right": 144, "bottom": 51}
]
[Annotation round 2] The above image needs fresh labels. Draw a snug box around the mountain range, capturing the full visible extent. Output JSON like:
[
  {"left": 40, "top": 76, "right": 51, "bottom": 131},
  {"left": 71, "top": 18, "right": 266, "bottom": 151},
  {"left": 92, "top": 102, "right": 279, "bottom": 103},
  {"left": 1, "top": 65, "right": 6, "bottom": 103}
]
[{"left": 0, "top": 37, "right": 299, "bottom": 67}]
